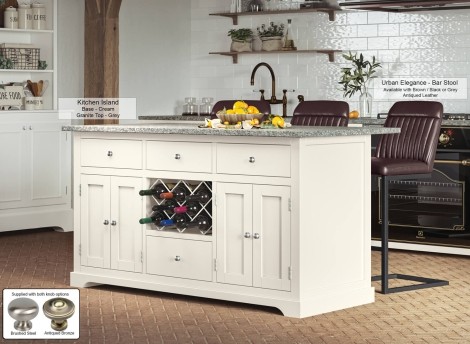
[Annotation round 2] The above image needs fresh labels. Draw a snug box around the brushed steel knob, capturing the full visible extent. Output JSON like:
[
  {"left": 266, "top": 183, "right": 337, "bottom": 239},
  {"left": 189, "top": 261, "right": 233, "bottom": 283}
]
[
  {"left": 107, "top": 151, "right": 113, "bottom": 157},
  {"left": 253, "top": 233, "right": 260, "bottom": 239},
  {"left": 175, "top": 255, "right": 181, "bottom": 261},
  {"left": 244, "top": 232, "right": 251, "bottom": 238},
  {"left": 111, "top": 220, "right": 117, "bottom": 226},
  {"left": 175, "top": 153, "right": 181, "bottom": 160},
  {"left": 103, "top": 220, "right": 109, "bottom": 225},
  {"left": 249, "top": 157, "right": 255, "bottom": 163},
  {"left": 8, "top": 298, "right": 39, "bottom": 331},
  {"left": 43, "top": 298, "right": 75, "bottom": 332}
]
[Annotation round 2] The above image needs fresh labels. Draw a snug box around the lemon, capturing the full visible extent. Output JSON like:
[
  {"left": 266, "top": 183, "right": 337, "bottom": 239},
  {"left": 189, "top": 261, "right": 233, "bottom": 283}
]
[
  {"left": 226, "top": 109, "right": 235, "bottom": 114},
  {"left": 247, "top": 105, "right": 259, "bottom": 114},
  {"left": 234, "top": 108, "right": 247, "bottom": 114},
  {"left": 233, "top": 100, "right": 248, "bottom": 109},
  {"left": 271, "top": 116, "right": 284, "bottom": 128},
  {"left": 251, "top": 118, "right": 260, "bottom": 125},
  {"left": 349, "top": 110, "right": 359, "bottom": 119}
]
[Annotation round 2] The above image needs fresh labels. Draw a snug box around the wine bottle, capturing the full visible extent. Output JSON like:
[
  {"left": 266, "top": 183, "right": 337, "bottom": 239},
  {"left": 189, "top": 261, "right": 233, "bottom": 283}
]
[
  {"left": 175, "top": 215, "right": 211, "bottom": 231},
  {"left": 159, "top": 219, "right": 175, "bottom": 227},
  {"left": 151, "top": 199, "right": 178, "bottom": 213},
  {"left": 139, "top": 184, "right": 173, "bottom": 199},
  {"left": 139, "top": 212, "right": 165, "bottom": 225},
  {"left": 173, "top": 202, "right": 201, "bottom": 216},
  {"left": 186, "top": 188, "right": 211, "bottom": 203}
]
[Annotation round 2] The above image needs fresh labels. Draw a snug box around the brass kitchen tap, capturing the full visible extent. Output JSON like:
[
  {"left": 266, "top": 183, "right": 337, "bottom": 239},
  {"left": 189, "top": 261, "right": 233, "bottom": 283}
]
[{"left": 250, "top": 62, "right": 287, "bottom": 117}]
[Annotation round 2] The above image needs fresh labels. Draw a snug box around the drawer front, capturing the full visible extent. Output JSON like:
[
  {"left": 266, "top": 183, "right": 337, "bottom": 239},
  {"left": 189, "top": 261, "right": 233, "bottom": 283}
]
[
  {"left": 81, "top": 139, "right": 143, "bottom": 169},
  {"left": 217, "top": 143, "right": 291, "bottom": 177},
  {"left": 146, "top": 141, "right": 212, "bottom": 173},
  {"left": 146, "top": 236, "right": 212, "bottom": 281}
]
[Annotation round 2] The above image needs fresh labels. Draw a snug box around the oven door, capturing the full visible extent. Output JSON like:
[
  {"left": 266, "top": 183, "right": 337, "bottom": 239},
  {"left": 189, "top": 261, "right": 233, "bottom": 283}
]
[{"left": 372, "top": 151, "right": 470, "bottom": 248}]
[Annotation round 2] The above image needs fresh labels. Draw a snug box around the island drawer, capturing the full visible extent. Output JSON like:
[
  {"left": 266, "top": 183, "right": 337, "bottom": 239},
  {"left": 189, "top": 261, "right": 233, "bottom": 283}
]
[
  {"left": 146, "top": 141, "right": 212, "bottom": 173},
  {"left": 216, "top": 143, "right": 291, "bottom": 177},
  {"left": 81, "top": 139, "right": 143, "bottom": 169},
  {"left": 146, "top": 236, "right": 212, "bottom": 281}
]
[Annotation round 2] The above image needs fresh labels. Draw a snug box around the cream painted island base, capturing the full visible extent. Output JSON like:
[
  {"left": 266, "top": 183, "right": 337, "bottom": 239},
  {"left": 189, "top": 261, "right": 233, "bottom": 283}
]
[{"left": 65, "top": 123, "right": 399, "bottom": 318}]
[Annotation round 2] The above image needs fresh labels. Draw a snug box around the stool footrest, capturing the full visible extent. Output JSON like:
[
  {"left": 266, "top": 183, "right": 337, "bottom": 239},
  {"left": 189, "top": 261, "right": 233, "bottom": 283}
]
[{"left": 372, "top": 274, "right": 449, "bottom": 294}]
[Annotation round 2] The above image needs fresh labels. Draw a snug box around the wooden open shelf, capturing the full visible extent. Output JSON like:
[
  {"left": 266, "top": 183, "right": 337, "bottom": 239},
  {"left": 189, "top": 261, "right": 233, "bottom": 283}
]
[
  {"left": 209, "top": 7, "right": 340, "bottom": 24},
  {"left": 209, "top": 49, "right": 340, "bottom": 64}
]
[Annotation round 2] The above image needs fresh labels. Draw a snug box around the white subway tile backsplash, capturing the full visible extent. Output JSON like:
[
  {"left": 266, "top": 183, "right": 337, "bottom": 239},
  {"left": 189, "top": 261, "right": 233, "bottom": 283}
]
[{"left": 191, "top": 3, "right": 470, "bottom": 114}]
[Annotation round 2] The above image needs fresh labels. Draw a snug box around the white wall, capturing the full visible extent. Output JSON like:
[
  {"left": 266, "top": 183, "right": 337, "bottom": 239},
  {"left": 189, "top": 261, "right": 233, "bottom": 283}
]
[
  {"left": 192, "top": 1, "right": 470, "bottom": 116},
  {"left": 119, "top": 0, "right": 191, "bottom": 116},
  {"left": 57, "top": 0, "right": 84, "bottom": 98}
]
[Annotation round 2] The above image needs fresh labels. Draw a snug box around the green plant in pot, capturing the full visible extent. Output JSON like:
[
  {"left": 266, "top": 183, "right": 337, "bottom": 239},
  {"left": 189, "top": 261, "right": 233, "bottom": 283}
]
[
  {"left": 228, "top": 28, "right": 253, "bottom": 52},
  {"left": 257, "top": 22, "right": 284, "bottom": 51},
  {"left": 339, "top": 51, "right": 381, "bottom": 118}
]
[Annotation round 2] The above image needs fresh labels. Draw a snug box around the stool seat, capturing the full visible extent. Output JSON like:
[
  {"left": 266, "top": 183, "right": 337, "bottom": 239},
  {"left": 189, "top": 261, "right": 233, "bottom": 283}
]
[{"left": 371, "top": 158, "right": 431, "bottom": 176}]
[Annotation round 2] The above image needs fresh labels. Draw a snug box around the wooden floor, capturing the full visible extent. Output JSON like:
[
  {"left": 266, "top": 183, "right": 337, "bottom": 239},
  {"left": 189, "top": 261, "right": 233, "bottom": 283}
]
[{"left": 0, "top": 228, "right": 469, "bottom": 344}]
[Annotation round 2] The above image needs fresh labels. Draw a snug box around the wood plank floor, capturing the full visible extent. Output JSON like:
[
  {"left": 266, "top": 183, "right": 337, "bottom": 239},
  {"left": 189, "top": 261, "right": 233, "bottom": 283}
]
[{"left": 0, "top": 228, "right": 469, "bottom": 343}]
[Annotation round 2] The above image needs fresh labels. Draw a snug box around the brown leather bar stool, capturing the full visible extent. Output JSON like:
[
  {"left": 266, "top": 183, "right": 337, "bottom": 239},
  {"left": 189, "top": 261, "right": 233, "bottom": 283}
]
[
  {"left": 372, "top": 100, "right": 449, "bottom": 294},
  {"left": 291, "top": 100, "right": 349, "bottom": 126},
  {"left": 210, "top": 100, "right": 271, "bottom": 120}
]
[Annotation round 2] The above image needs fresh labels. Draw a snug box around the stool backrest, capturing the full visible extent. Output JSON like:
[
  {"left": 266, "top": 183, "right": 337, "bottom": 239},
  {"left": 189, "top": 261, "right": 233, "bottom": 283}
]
[
  {"left": 210, "top": 100, "right": 271, "bottom": 119},
  {"left": 291, "top": 100, "right": 349, "bottom": 126},
  {"left": 375, "top": 101, "right": 443, "bottom": 171}
]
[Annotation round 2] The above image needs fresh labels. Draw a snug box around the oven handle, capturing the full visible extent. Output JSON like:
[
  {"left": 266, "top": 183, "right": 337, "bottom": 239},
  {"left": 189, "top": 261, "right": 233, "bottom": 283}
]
[{"left": 434, "top": 159, "right": 470, "bottom": 166}]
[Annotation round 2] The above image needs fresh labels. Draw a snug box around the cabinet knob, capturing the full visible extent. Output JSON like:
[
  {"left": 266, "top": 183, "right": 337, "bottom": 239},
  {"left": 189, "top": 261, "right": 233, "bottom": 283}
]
[
  {"left": 43, "top": 298, "right": 75, "bottom": 332},
  {"left": 111, "top": 221, "right": 117, "bottom": 226},
  {"left": 8, "top": 298, "right": 39, "bottom": 331},
  {"left": 175, "top": 153, "right": 181, "bottom": 160},
  {"left": 103, "top": 220, "right": 109, "bottom": 225},
  {"left": 29, "top": 125, "right": 33, "bottom": 130},
  {"left": 244, "top": 232, "right": 251, "bottom": 238},
  {"left": 22, "top": 125, "right": 27, "bottom": 130},
  {"left": 107, "top": 151, "right": 113, "bottom": 157},
  {"left": 253, "top": 233, "right": 260, "bottom": 239},
  {"left": 249, "top": 156, "right": 255, "bottom": 163},
  {"left": 175, "top": 255, "right": 181, "bottom": 262}
]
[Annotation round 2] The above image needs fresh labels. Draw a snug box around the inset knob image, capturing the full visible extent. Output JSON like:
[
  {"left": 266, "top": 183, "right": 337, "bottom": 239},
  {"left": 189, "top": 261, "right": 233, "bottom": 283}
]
[
  {"left": 43, "top": 298, "right": 75, "bottom": 331},
  {"left": 8, "top": 298, "right": 39, "bottom": 331}
]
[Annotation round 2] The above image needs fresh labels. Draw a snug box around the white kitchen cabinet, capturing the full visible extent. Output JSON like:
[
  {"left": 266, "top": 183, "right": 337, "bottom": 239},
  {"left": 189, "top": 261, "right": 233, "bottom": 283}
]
[
  {"left": 70, "top": 131, "right": 376, "bottom": 318},
  {"left": 216, "top": 183, "right": 291, "bottom": 291},
  {"left": 0, "top": 0, "right": 57, "bottom": 110},
  {"left": 0, "top": 113, "right": 72, "bottom": 232},
  {"left": 80, "top": 174, "right": 142, "bottom": 273}
]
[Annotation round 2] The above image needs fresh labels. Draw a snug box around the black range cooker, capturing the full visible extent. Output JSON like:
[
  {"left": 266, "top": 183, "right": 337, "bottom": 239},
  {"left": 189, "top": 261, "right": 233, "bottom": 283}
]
[{"left": 371, "top": 114, "right": 470, "bottom": 255}]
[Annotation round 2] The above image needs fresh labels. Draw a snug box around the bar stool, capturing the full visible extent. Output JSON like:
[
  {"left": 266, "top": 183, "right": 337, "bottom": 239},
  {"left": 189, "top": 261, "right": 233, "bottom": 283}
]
[
  {"left": 291, "top": 100, "right": 349, "bottom": 126},
  {"left": 372, "top": 100, "right": 449, "bottom": 294},
  {"left": 210, "top": 100, "right": 271, "bottom": 119}
]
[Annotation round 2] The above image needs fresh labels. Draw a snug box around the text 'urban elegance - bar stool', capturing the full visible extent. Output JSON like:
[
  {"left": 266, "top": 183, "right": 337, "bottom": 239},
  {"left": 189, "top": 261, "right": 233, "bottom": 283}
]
[
  {"left": 372, "top": 101, "right": 449, "bottom": 294},
  {"left": 291, "top": 100, "right": 349, "bottom": 127}
]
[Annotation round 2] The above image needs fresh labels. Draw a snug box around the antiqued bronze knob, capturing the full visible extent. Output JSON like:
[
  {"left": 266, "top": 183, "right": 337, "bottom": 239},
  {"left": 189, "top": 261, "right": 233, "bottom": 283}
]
[
  {"left": 8, "top": 298, "right": 39, "bottom": 331},
  {"left": 43, "top": 298, "right": 75, "bottom": 331}
]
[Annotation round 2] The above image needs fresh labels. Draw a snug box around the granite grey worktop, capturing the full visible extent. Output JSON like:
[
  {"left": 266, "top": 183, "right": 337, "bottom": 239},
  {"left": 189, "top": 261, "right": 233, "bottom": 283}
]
[
  {"left": 63, "top": 123, "right": 399, "bottom": 138},
  {"left": 137, "top": 115, "right": 470, "bottom": 127}
]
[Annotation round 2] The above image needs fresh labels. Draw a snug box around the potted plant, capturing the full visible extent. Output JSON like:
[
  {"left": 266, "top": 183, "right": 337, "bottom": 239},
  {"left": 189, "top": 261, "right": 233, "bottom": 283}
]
[
  {"left": 338, "top": 51, "right": 381, "bottom": 117},
  {"left": 228, "top": 28, "right": 253, "bottom": 52},
  {"left": 257, "top": 22, "right": 285, "bottom": 51}
]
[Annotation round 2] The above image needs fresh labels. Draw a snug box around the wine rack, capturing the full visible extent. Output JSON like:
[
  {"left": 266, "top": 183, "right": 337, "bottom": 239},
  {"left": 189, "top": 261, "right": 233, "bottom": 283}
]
[{"left": 143, "top": 178, "right": 212, "bottom": 235}]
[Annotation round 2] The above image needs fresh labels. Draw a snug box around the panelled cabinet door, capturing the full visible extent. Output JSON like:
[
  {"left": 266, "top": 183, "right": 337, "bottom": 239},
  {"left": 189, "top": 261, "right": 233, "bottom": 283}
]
[
  {"left": 110, "top": 177, "right": 142, "bottom": 272},
  {"left": 0, "top": 123, "right": 27, "bottom": 210},
  {"left": 252, "top": 185, "right": 291, "bottom": 291},
  {"left": 29, "top": 122, "right": 69, "bottom": 207},
  {"left": 216, "top": 182, "right": 253, "bottom": 286},
  {"left": 80, "top": 174, "right": 111, "bottom": 269}
]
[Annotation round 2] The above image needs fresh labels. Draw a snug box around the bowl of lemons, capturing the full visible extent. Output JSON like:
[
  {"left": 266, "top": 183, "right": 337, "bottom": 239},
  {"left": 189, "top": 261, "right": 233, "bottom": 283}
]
[{"left": 216, "top": 100, "right": 264, "bottom": 124}]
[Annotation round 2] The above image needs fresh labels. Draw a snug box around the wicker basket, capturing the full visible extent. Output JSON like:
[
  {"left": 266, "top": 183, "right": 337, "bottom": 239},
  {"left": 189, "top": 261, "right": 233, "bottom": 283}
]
[{"left": 0, "top": 47, "right": 39, "bottom": 70}]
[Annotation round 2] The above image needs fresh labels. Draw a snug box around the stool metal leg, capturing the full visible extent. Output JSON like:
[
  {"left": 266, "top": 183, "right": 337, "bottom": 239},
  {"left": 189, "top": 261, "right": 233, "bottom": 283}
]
[{"left": 372, "top": 175, "right": 449, "bottom": 294}]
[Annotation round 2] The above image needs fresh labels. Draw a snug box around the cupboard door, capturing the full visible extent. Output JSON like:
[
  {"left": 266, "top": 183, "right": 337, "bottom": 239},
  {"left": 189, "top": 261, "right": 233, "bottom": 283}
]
[
  {"left": 252, "top": 185, "right": 291, "bottom": 291},
  {"left": 80, "top": 174, "right": 111, "bottom": 268},
  {"left": 29, "top": 122, "right": 69, "bottom": 207},
  {"left": 110, "top": 177, "right": 142, "bottom": 272},
  {"left": 216, "top": 182, "right": 253, "bottom": 286},
  {"left": 0, "top": 123, "right": 27, "bottom": 210}
]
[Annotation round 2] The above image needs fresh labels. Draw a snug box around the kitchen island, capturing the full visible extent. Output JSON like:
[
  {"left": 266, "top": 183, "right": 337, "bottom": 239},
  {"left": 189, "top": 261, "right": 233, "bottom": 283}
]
[{"left": 64, "top": 122, "right": 399, "bottom": 318}]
